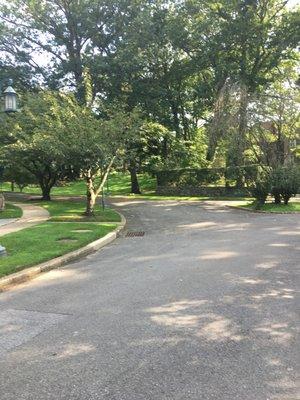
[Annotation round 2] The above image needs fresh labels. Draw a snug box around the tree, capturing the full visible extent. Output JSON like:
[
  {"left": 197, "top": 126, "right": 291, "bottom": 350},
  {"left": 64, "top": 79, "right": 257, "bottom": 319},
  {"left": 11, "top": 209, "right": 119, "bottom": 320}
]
[
  {"left": 179, "top": 0, "right": 299, "bottom": 168},
  {"left": 60, "top": 104, "right": 144, "bottom": 214},
  {"left": 247, "top": 80, "right": 299, "bottom": 170},
  {"left": 1, "top": 91, "right": 80, "bottom": 200},
  {"left": 122, "top": 122, "right": 171, "bottom": 194},
  {"left": 3, "top": 164, "right": 36, "bottom": 192},
  {"left": 1, "top": 0, "right": 299, "bottom": 192}
]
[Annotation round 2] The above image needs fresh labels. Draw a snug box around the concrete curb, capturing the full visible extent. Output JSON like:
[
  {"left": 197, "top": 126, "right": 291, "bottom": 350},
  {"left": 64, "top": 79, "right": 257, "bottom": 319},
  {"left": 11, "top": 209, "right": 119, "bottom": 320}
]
[{"left": 0, "top": 211, "right": 126, "bottom": 292}]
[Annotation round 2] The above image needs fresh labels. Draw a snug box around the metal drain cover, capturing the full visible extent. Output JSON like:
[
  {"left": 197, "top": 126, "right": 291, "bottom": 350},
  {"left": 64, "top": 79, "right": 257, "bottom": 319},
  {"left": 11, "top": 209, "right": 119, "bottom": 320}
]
[{"left": 126, "top": 231, "right": 145, "bottom": 237}]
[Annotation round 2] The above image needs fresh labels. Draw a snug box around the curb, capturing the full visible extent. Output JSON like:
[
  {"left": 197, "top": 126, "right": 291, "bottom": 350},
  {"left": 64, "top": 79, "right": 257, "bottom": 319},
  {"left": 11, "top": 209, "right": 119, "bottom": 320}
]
[{"left": 0, "top": 211, "right": 126, "bottom": 292}]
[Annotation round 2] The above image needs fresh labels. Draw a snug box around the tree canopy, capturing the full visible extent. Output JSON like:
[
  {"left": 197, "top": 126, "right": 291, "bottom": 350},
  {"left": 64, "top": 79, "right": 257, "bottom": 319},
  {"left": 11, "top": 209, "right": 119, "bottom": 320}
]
[{"left": 0, "top": 0, "right": 299, "bottom": 198}]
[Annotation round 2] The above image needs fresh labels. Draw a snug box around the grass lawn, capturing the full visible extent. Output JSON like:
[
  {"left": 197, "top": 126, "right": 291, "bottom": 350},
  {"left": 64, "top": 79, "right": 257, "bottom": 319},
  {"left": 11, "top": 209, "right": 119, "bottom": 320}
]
[
  {"left": 0, "top": 203, "right": 23, "bottom": 219},
  {"left": 0, "top": 222, "right": 116, "bottom": 277},
  {"left": 1, "top": 172, "right": 156, "bottom": 197},
  {"left": 241, "top": 201, "right": 300, "bottom": 213},
  {"left": 34, "top": 200, "right": 121, "bottom": 222},
  {"left": 2, "top": 173, "right": 253, "bottom": 202}
]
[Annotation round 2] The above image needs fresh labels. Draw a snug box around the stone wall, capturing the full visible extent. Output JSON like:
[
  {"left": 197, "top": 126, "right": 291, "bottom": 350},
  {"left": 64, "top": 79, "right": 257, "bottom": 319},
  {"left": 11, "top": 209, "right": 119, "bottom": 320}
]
[{"left": 156, "top": 185, "right": 250, "bottom": 197}]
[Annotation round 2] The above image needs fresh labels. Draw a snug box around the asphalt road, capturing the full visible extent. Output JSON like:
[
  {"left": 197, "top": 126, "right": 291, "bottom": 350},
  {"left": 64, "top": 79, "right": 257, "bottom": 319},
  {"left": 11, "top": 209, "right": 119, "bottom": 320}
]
[{"left": 0, "top": 200, "right": 299, "bottom": 400}]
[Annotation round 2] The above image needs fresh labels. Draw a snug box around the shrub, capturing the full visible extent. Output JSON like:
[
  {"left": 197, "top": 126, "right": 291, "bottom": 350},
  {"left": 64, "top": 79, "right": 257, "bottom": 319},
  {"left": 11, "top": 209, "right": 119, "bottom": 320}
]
[
  {"left": 270, "top": 166, "right": 300, "bottom": 205},
  {"left": 251, "top": 170, "right": 271, "bottom": 209}
]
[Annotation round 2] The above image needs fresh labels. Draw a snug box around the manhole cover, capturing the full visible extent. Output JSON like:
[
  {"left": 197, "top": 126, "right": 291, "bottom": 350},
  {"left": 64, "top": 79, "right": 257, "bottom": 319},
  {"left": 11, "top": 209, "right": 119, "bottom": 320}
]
[{"left": 126, "top": 231, "right": 145, "bottom": 237}]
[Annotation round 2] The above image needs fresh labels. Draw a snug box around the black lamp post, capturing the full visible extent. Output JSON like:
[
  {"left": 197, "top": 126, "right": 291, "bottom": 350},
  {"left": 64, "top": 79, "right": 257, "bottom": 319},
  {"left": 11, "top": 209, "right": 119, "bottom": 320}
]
[{"left": 0, "top": 79, "right": 18, "bottom": 256}]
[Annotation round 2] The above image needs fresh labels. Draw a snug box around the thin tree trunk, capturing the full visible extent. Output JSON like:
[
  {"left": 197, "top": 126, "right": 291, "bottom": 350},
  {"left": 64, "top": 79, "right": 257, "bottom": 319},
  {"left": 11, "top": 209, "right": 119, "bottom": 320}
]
[
  {"left": 170, "top": 101, "right": 181, "bottom": 138},
  {"left": 11, "top": 181, "right": 15, "bottom": 192},
  {"left": 0, "top": 193, "right": 5, "bottom": 211},
  {"left": 85, "top": 157, "right": 116, "bottom": 216},
  {"left": 235, "top": 85, "right": 248, "bottom": 188},
  {"left": 85, "top": 171, "right": 95, "bottom": 216}
]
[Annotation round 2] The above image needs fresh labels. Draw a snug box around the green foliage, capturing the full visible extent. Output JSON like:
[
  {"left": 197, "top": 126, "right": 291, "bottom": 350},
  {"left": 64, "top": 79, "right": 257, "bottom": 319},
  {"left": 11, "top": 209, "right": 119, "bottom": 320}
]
[
  {"left": 1, "top": 0, "right": 299, "bottom": 192},
  {"left": 0, "top": 91, "right": 85, "bottom": 200},
  {"left": 270, "top": 166, "right": 300, "bottom": 205},
  {"left": 3, "top": 164, "right": 36, "bottom": 192},
  {"left": 0, "top": 203, "right": 22, "bottom": 219},
  {"left": 250, "top": 165, "right": 300, "bottom": 207},
  {"left": 251, "top": 173, "right": 271, "bottom": 209},
  {"left": 157, "top": 165, "right": 262, "bottom": 188}
]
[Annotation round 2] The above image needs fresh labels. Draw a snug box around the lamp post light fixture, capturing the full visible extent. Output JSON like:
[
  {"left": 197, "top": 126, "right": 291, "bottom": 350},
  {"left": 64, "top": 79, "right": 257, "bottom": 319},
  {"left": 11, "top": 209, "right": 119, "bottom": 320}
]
[
  {"left": 0, "top": 79, "right": 18, "bottom": 256},
  {"left": 2, "top": 79, "right": 18, "bottom": 113}
]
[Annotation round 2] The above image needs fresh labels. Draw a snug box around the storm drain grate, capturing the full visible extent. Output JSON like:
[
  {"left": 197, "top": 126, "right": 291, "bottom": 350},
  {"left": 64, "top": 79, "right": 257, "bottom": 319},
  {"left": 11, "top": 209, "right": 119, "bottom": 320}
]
[{"left": 126, "top": 231, "right": 145, "bottom": 237}]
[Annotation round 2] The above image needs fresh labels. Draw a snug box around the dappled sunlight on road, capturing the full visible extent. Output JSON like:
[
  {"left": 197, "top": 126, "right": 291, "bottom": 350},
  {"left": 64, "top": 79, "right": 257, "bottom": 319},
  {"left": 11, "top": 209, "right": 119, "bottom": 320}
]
[
  {"left": 56, "top": 342, "right": 96, "bottom": 359},
  {"left": 177, "top": 221, "right": 217, "bottom": 229},
  {"left": 252, "top": 288, "right": 295, "bottom": 301},
  {"left": 268, "top": 243, "right": 291, "bottom": 248},
  {"left": 223, "top": 273, "right": 268, "bottom": 285},
  {"left": 198, "top": 250, "right": 238, "bottom": 260},
  {"left": 12, "top": 268, "right": 91, "bottom": 292},
  {"left": 147, "top": 300, "right": 243, "bottom": 342},
  {"left": 254, "top": 322, "right": 293, "bottom": 345},
  {"left": 255, "top": 260, "right": 279, "bottom": 270},
  {"left": 277, "top": 229, "right": 300, "bottom": 236}
]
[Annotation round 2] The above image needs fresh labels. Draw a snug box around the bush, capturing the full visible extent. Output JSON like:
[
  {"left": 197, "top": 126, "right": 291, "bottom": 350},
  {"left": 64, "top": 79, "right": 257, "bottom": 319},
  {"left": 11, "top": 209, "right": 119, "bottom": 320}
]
[
  {"left": 270, "top": 166, "right": 300, "bottom": 205},
  {"left": 251, "top": 170, "right": 271, "bottom": 208}
]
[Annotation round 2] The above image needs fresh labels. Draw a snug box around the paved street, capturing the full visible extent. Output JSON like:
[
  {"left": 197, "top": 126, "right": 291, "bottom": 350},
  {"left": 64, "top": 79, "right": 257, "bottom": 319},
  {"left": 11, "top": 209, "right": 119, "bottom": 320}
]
[{"left": 0, "top": 200, "right": 299, "bottom": 400}]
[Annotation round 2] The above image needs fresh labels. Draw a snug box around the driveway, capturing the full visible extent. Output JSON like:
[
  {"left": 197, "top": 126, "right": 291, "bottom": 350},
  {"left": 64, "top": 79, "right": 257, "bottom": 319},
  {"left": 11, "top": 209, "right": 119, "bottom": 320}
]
[{"left": 0, "top": 200, "right": 299, "bottom": 400}]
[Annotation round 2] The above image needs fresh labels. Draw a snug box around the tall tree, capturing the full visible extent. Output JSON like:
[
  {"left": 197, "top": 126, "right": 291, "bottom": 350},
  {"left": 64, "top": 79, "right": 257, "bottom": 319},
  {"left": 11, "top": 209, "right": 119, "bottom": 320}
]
[{"left": 179, "top": 0, "right": 299, "bottom": 169}]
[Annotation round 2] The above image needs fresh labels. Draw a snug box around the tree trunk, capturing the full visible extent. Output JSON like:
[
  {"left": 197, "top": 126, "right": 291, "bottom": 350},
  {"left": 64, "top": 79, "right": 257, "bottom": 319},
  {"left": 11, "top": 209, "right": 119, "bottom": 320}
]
[
  {"left": 85, "top": 173, "right": 96, "bottom": 216},
  {"left": 84, "top": 158, "right": 117, "bottom": 216},
  {"left": 283, "top": 195, "right": 289, "bottom": 205},
  {"left": 85, "top": 190, "right": 96, "bottom": 216},
  {"left": 235, "top": 85, "right": 249, "bottom": 189},
  {"left": 129, "top": 165, "right": 141, "bottom": 194},
  {"left": 11, "top": 181, "right": 15, "bottom": 192},
  {"left": 274, "top": 193, "right": 281, "bottom": 204},
  {"left": 41, "top": 186, "right": 51, "bottom": 201},
  {"left": 0, "top": 193, "right": 5, "bottom": 211},
  {"left": 170, "top": 101, "right": 181, "bottom": 138}
]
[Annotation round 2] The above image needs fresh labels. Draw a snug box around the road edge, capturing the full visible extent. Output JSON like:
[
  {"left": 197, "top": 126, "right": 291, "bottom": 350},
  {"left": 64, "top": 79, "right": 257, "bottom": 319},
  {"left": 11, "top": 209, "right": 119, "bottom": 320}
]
[{"left": 0, "top": 211, "right": 126, "bottom": 292}]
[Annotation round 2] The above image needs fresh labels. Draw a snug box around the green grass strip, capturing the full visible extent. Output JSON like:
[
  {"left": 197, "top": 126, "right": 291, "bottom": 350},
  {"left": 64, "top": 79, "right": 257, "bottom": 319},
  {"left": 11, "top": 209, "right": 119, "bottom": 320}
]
[
  {"left": 0, "top": 222, "right": 116, "bottom": 277},
  {"left": 241, "top": 201, "right": 300, "bottom": 213},
  {"left": 0, "top": 203, "right": 23, "bottom": 219},
  {"left": 34, "top": 201, "right": 121, "bottom": 222}
]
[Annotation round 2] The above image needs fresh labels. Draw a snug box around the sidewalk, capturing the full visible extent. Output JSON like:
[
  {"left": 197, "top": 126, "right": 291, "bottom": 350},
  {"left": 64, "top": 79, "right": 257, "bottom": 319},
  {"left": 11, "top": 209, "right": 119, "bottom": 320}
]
[{"left": 0, "top": 203, "right": 50, "bottom": 237}]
